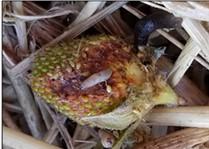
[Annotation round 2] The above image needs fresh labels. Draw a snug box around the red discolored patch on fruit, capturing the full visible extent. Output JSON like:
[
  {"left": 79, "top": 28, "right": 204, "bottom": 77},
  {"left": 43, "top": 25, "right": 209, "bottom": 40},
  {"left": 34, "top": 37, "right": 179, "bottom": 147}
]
[{"left": 42, "top": 39, "right": 134, "bottom": 116}]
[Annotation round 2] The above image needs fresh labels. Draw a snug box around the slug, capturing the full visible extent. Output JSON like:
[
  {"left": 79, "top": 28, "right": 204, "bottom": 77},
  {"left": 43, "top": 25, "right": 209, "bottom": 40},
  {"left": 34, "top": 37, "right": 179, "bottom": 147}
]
[
  {"left": 81, "top": 68, "right": 112, "bottom": 90},
  {"left": 134, "top": 11, "right": 182, "bottom": 49}
]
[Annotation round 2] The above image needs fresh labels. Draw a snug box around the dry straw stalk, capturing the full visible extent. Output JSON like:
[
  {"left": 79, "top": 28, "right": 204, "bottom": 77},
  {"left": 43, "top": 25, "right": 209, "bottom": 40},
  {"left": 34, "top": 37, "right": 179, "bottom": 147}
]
[
  {"left": 3, "top": 126, "right": 61, "bottom": 149},
  {"left": 146, "top": 106, "right": 209, "bottom": 128},
  {"left": 134, "top": 128, "right": 209, "bottom": 149}
]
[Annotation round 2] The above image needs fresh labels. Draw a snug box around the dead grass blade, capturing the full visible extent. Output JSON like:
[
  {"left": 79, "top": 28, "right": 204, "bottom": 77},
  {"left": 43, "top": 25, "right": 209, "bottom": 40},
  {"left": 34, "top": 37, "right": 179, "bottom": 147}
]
[
  {"left": 168, "top": 39, "right": 200, "bottom": 86},
  {"left": 162, "top": 2, "right": 209, "bottom": 22},
  {"left": 3, "top": 26, "right": 21, "bottom": 66},
  {"left": 3, "top": 57, "right": 46, "bottom": 139},
  {"left": 23, "top": 2, "right": 65, "bottom": 29},
  {"left": 96, "top": 11, "right": 132, "bottom": 37},
  {"left": 182, "top": 18, "right": 209, "bottom": 62},
  {"left": 3, "top": 50, "right": 16, "bottom": 68},
  {"left": 134, "top": 128, "right": 209, "bottom": 149},
  {"left": 22, "top": 2, "right": 66, "bottom": 46},
  {"left": 74, "top": 139, "right": 97, "bottom": 149},
  {"left": 6, "top": 8, "right": 78, "bottom": 21},
  {"left": 12, "top": 2, "right": 28, "bottom": 58},
  {"left": 146, "top": 106, "right": 209, "bottom": 128},
  {"left": 43, "top": 103, "right": 74, "bottom": 149},
  {"left": 3, "top": 126, "right": 61, "bottom": 149},
  {"left": 3, "top": 103, "right": 22, "bottom": 114},
  {"left": 168, "top": 18, "right": 209, "bottom": 86},
  {"left": 3, "top": 108, "right": 21, "bottom": 131},
  {"left": 43, "top": 117, "right": 67, "bottom": 144},
  {"left": 73, "top": 125, "right": 91, "bottom": 145},
  {"left": 7, "top": 76, "right": 46, "bottom": 139},
  {"left": 141, "top": 2, "right": 171, "bottom": 13},
  {"left": 34, "top": 95, "right": 53, "bottom": 130},
  {"left": 69, "top": 2, "right": 103, "bottom": 27}
]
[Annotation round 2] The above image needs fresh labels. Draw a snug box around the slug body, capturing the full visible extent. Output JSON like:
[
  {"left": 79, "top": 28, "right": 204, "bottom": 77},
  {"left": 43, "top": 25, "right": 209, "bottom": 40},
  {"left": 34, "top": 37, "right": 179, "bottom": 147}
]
[{"left": 134, "top": 11, "right": 182, "bottom": 48}]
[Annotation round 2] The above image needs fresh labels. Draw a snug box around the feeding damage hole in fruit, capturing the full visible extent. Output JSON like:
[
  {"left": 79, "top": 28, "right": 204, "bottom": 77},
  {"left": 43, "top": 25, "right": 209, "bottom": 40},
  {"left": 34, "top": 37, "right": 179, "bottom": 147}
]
[
  {"left": 27, "top": 69, "right": 32, "bottom": 74},
  {"left": 30, "top": 35, "right": 177, "bottom": 130}
]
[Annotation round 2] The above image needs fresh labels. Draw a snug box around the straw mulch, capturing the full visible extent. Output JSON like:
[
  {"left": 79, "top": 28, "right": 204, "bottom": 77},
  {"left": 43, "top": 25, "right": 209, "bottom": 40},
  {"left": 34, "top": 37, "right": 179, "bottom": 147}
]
[{"left": 2, "top": 1, "right": 209, "bottom": 149}]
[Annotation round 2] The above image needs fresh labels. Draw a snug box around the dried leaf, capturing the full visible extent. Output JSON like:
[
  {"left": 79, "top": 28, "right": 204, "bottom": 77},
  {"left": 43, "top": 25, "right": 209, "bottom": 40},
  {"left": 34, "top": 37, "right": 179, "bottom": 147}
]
[
  {"left": 69, "top": 2, "right": 103, "bottom": 27},
  {"left": 6, "top": 8, "right": 78, "bottom": 21},
  {"left": 81, "top": 84, "right": 177, "bottom": 130}
]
